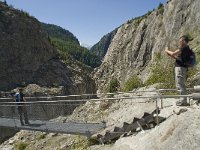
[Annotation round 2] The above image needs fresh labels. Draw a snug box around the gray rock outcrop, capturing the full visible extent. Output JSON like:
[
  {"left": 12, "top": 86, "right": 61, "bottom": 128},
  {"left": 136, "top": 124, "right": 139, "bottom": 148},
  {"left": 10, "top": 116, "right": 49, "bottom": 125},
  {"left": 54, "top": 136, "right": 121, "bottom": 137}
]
[
  {"left": 0, "top": 2, "right": 96, "bottom": 95},
  {"left": 94, "top": 0, "right": 200, "bottom": 93},
  {"left": 0, "top": 3, "right": 56, "bottom": 90}
]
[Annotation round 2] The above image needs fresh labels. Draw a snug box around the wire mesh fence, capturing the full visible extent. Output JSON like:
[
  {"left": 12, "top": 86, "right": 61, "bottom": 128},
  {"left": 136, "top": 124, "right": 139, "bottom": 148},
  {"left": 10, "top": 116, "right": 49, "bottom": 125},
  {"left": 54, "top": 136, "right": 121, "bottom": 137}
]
[{"left": 0, "top": 95, "right": 96, "bottom": 121}]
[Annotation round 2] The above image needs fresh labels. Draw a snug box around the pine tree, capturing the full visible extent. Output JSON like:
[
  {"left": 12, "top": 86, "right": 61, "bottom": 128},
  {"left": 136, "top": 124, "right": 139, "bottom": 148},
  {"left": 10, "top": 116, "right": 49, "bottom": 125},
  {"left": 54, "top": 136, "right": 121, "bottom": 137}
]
[{"left": 4, "top": 0, "right": 8, "bottom": 6}]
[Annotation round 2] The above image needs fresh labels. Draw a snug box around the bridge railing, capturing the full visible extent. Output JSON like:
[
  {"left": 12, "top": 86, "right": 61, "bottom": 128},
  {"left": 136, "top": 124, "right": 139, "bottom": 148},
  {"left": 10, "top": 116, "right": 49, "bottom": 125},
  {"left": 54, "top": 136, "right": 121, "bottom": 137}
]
[
  {"left": 0, "top": 86, "right": 200, "bottom": 138},
  {"left": 0, "top": 97, "right": 88, "bottom": 121},
  {"left": 0, "top": 86, "right": 200, "bottom": 125}
]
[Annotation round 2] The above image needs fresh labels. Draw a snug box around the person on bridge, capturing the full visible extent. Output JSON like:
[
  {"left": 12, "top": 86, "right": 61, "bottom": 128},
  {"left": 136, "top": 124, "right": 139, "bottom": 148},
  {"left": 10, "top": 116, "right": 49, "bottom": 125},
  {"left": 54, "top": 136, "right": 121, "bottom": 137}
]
[
  {"left": 14, "top": 88, "right": 30, "bottom": 125},
  {"left": 165, "top": 35, "right": 191, "bottom": 106}
]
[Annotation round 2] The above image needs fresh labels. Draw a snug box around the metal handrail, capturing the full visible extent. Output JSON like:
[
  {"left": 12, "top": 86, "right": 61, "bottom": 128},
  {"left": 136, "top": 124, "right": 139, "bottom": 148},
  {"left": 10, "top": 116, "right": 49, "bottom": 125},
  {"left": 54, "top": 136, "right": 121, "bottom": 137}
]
[
  {"left": 0, "top": 86, "right": 197, "bottom": 100},
  {"left": 0, "top": 94, "right": 194, "bottom": 104}
]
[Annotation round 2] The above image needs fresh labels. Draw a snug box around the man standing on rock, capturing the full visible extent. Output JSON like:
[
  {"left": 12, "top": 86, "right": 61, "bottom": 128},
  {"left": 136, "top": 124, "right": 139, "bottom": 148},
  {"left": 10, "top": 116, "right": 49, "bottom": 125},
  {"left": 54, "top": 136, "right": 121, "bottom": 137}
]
[
  {"left": 14, "top": 88, "right": 30, "bottom": 125},
  {"left": 165, "top": 35, "right": 191, "bottom": 106}
]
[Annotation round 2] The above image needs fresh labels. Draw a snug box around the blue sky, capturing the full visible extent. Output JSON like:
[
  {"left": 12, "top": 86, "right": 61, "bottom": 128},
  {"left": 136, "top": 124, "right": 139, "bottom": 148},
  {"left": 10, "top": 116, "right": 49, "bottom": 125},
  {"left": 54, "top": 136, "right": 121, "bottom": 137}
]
[{"left": 5, "top": 0, "right": 166, "bottom": 46}]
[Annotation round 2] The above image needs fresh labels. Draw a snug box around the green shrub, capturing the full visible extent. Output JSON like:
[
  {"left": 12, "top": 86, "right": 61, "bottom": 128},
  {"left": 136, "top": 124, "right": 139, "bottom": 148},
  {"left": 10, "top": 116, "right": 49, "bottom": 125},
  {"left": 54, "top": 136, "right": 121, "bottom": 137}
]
[
  {"left": 157, "top": 2, "right": 164, "bottom": 15},
  {"left": 70, "top": 135, "right": 90, "bottom": 150},
  {"left": 88, "top": 137, "right": 99, "bottom": 145},
  {"left": 134, "top": 17, "right": 144, "bottom": 27},
  {"left": 17, "top": 143, "right": 28, "bottom": 150},
  {"left": 107, "top": 78, "right": 120, "bottom": 93},
  {"left": 20, "top": 10, "right": 30, "bottom": 18},
  {"left": 122, "top": 75, "right": 143, "bottom": 92},
  {"left": 187, "top": 67, "right": 197, "bottom": 78},
  {"left": 36, "top": 134, "right": 46, "bottom": 140},
  {"left": 132, "top": 9, "right": 153, "bottom": 27},
  {"left": 158, "top": 2, "right": 163, "bottom": 9},
  {"left": 144, "top": 53, "right": 175, "bottom": 89},
  {"left": 145, "top": 64, "right": 175, "bottom": 89}
]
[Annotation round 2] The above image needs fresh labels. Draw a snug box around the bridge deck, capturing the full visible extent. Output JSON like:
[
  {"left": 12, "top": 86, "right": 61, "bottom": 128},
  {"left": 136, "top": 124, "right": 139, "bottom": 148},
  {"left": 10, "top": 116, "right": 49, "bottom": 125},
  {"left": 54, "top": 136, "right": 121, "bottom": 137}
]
[{"left": 0, "top": 117, "right": 105, "bottom": 137}]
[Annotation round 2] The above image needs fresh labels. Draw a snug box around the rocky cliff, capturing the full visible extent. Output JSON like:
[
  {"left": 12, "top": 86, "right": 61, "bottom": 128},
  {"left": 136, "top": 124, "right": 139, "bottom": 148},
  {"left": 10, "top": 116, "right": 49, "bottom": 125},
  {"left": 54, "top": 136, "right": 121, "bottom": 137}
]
[
  {"left": 0, "top": 2, "right": 56, "bottom": 90},
  {"left": 0, "top": 2, "right": 96, "bottom": 94},
  {"left": 1, "top": 0, "right": 200, "bottom": 149},
  {"left": 90, "top": 28, "right": 118, "bottom": 59},
  {"left": 94, "top": 0, "right": 200, "bottom": 93}
]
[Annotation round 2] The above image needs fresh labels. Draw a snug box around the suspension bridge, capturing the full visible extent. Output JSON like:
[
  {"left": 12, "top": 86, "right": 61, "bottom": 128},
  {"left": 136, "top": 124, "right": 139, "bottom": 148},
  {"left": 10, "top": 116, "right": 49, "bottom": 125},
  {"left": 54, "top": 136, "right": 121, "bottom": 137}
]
[
  {"left": 0, "top": 94, "right": 106, "bottom": 137},
  {"left": 0, "top": 86, "right": 200, "bottom": 142}
]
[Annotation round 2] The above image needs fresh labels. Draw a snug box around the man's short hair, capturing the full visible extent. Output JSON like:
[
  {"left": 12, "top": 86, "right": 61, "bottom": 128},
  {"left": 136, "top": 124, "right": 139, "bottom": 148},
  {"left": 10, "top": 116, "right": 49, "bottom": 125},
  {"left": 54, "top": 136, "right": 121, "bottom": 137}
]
[
  {"left": 180, "top": 35, "right": 189, "bottom": 43},
  {"left": 19, "top": 88, "right": 23, "bottom": 91}
]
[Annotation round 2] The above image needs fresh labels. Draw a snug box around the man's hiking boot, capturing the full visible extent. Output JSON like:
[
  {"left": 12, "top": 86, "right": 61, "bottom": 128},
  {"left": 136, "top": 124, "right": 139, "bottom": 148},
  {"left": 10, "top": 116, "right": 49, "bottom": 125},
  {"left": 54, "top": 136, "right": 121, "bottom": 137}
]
[{"left": 176, "top": 101, "right": 190, "bottom": 106}]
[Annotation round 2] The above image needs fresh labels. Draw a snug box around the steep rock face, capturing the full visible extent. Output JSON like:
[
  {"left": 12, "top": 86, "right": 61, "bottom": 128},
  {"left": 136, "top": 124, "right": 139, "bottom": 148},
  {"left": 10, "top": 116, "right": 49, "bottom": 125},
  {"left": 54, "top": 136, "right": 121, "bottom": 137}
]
[
  {"left": 94, "top": 0, "right": 200, "bottom": 93},
  {"left": 0, "top": 2, "right": 96, "bottom": 94},
  {"left": 0, "top": 3, "right": 56, "bottom": 90},
  {"left": 30, "top": 58, "right": 94, "bottom": 95},
  {"left": 90, "top": 28, "right": 118, "bottom": 60}
]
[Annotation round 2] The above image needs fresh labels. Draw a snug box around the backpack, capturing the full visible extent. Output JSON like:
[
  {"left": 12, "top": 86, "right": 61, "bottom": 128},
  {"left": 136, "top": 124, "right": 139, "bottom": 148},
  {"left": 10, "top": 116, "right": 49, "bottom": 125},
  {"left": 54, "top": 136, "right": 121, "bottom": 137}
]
[
  {"left": 15, "top": 93, "right": 21, "bottom": 102},
  {"left": 183, "top": 49, "right": 197, "bottom": 68}
]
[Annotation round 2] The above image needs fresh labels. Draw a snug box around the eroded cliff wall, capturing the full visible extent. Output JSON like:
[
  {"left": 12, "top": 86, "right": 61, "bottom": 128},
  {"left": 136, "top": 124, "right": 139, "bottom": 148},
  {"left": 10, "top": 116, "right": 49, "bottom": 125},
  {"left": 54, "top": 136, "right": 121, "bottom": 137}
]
[{"left": 94, "top": 0, "right": 200, "bottom": 93}]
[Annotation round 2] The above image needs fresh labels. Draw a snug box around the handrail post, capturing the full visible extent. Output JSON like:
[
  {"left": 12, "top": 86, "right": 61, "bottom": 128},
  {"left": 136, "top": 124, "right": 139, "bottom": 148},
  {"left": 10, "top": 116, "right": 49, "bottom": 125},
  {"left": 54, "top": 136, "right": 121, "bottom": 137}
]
[
  {"left": 12, "top": 105, "right": 17, "bottom": 128},
  {"left": 157, "top": 90, "right": 163, "bottom": 109},
  {"left": 156, "top": 98, "right": 159, "bottom": 126}
]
